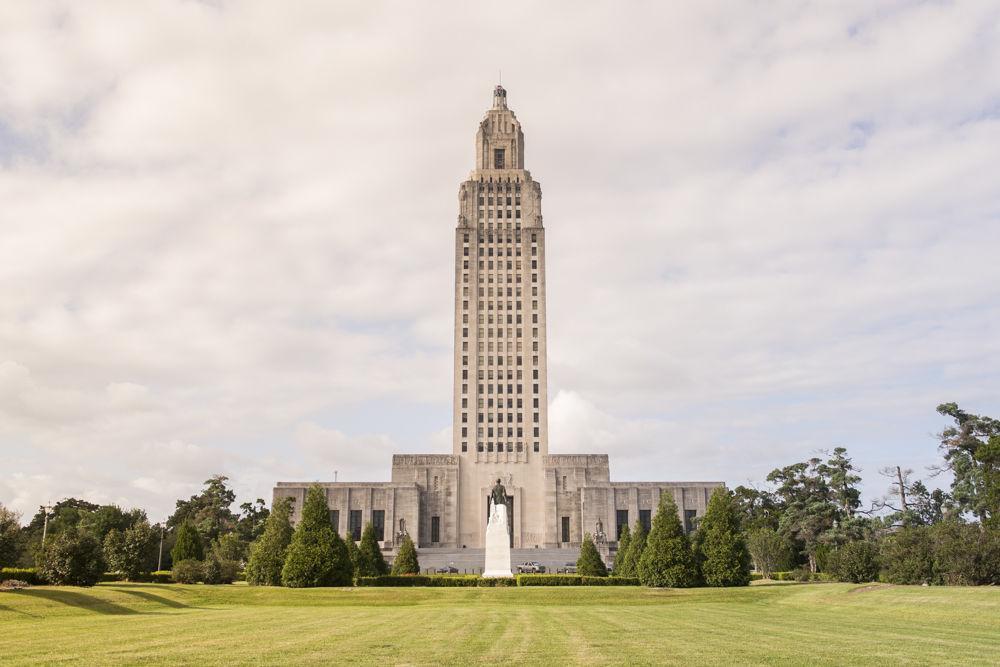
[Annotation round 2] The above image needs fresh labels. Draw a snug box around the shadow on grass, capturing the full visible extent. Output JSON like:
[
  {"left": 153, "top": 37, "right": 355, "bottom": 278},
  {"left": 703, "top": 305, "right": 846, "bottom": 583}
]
[
  {"left": 15, "top": 589, "right": 139, "bottom": 615},
  {"left": 0, "top": 600, "right": 39, "bottom": 617},
  {"left": 110, "top": 587, "right": 196, "bottom": 609}
]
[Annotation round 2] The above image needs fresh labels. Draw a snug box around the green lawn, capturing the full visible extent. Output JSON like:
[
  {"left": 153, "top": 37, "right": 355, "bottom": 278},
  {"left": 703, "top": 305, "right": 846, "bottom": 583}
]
[{"left": 1, "top": 582, "right": 998, "bottom": 665}]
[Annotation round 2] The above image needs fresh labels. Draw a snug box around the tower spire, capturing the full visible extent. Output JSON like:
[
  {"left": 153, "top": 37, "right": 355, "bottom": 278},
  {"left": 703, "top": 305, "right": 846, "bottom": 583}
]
[{"left": 492, "top": 84, "right": 507, "bottom": 110}]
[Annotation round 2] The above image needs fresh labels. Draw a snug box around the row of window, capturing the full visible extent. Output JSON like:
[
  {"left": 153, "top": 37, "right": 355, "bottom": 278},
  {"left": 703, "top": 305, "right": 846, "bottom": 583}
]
[
  {"left": 480, "top": 208, "right": 520, "bottom": 219},
  {"left": 328, "top": 509, "right": 385, "bottom": 542},
  {"left": 461, "top": 355, "right": 540, "bottom": 367},
  {"left": 462, "top": 233, "right": 538, "bottom": 243},
  {"left": 461, "top": 368, "right": 540, "bottom": 381},
  {"left": 478, "top": 196, "right": 520, "bottom": 206},
  {"left": 614, "top": 508, "right": 699, "bottom": 535},
  {"left": 459, "top": 326, "right": 541, "bottom": 340},
  {"left": 460, "top": 441, "right": 540, "bottom": 453},
  {"left": 460, "top": 426, "right": 542, "bottom": 439}
]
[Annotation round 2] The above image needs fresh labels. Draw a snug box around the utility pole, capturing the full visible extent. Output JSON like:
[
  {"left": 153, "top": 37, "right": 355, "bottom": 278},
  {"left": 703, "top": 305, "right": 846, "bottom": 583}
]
[
  {"left": 157, "top": 524, "right": 165, "bottom": 571},
  {"left": 41, "top": 504, "right": 53, "bottom": 546}
]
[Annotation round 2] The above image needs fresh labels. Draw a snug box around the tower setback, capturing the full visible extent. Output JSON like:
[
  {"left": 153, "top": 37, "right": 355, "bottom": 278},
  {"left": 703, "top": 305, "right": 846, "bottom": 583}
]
[{"left": 274, "top": 86, "right": 722, "bottom": 565}]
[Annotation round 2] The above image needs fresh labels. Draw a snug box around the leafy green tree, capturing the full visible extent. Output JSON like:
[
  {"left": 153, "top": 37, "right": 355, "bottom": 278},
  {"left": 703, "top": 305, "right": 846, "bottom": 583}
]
[
  {"left": 281, "top": 485, "right": 352, "bottom": 587},
  {"left": 611, "top": 523, "right": 631, "bottom": 576},
  {"left": 36, "top": 529, "right": 105, "bottom": 586},
  {"left": 577, "top": 533, "right": 608, "bottom": 576},
  {"left": 881, "top": 526, "right": 935, "bottom": 584},
  {"left": 831, "top": 540, "right": 880, "bottom": 583},
  {"left": 103, "top": 521, "right": 156, "bottom": 581},
  {"left": 0, "top": 503, "right": 21, "bottom": 567},
  {"left": 697, "top": 487, "right": 751, "bottom": 587},
  {"left": 237, "top": 499, "right": 270, "bottom": 543},
  {"left": 616, "top": 518, "right": 646, "bottom": 578},
  {"left": 930, "top": 520, "right": 1000, "bottom": 585},
  {"left": 203, "top": 555, "right": 239, "bottom": 584},
  {"left": 745, "top": 527, "right": 787, "bottom": 578},
  {"left": 935, "top": 403, "right": 1000, "bottom": 528},
  {"left": 733, "top": 485, "right": 782, "bottom": 531},
  {"left": 171, "top": 521, "right": 204, "bottom": 563},
  {"left": 344, "top": 533, "right": 360, "bottom": 575},
  {"left": 245, "top": 498, "right": 294, "bottom": 586},
  {"left": 356, "top": 522, "right": 389, "bottom": 577},
  {"left": 210, "top": 532, "right": 247, "bottom": 564},
  {"left": 638, "top": 495, "right": 698, "bottom": 588},
  {"left": 819, "top": 448, "right": 862, "bottom": 517},
  {"left": 168, "top": 475, "right": 238, "bottom": 542},
  {"left": 767, "top": 458, "right": 838, "bottom": 572},
  {"left": 79, "top": 505, "right": 146, "bottom": 543},
  {"left": 391, "top": 534, "right": 420, "bottom": 575}
]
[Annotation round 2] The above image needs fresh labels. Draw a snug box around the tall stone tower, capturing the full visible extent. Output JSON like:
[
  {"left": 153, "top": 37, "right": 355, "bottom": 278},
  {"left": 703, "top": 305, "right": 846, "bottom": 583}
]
[{"left": 452, "top": 85, "right": 549, "bottom": 547}]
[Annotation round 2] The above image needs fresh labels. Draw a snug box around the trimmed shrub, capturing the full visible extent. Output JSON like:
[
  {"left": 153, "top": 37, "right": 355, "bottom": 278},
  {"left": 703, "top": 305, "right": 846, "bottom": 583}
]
[
  {"left": 516, "top": 574, "right": 641, "bottom": 586},
  {"left": 0, "top": 567, "right": 44, "bottom": 586},
  {"left": 36, "top": 530, "right": 105, "bottom": 587},
  {"left": 281, "top": 485, "right": 353, "bottom": 587},
  {"left": 245, "top": 497, "right": 293, "bottom": 586},
  {"left": 171, "top": 522, "right": 204, "bottom": 563},
  {"left": 204, "top": 557, "right": 239, "bottom": 584},
  {"left": 356, "top": 522, "right": 389, "bottom": 577},
  {"left": 577, "top": 533, "right": 608, "bottom": 577},
  {"left": 518, "top": 574, "right": 582, "bottom": 586},
  {"left": 149, "top": 570, "right": 172, "bottom": 583},
  {"left": 476, "top": 576, "right": 516, "bottom": 587},
  {"left": 697, "top": 487, "right": 752, "bottom": 587},
  {"left": 638, "top": 495, "right": 698, "bottom": 588},
  {"left": 391, "top": 535, "right": 420, "bottom": 575},
  {"left": 171, "top": 559, "right": 204, "bottom": 584},
  {"left": 356, "top": 575, "right": 480, "bottom": 587}
]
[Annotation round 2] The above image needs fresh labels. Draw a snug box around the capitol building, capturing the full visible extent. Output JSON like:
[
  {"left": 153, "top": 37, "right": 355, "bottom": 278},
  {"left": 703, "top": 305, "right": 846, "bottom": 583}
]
[{"left": 274, "top": 86, "right": 721, "bottom": 565}]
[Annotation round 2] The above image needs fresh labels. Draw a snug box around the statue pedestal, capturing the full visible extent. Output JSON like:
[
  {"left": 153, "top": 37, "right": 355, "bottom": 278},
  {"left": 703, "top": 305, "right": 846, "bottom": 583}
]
[{"left": 482, "top": 503, "right": 513, "bottom": 578}]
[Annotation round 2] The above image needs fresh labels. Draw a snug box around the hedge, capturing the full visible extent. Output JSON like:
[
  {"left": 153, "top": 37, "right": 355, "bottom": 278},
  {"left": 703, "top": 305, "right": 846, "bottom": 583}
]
[
  {"left": 356, "top": 575, "right": 517, "bottom": 587},
  {"left": 356, "top": 574, "right": 639, "bottom": 587},
  {"left": 516, "top": 575, "right": 640, "bottom": 586},
  {"left": 1, "top": 567, "right": 45, "bottom": 585}
]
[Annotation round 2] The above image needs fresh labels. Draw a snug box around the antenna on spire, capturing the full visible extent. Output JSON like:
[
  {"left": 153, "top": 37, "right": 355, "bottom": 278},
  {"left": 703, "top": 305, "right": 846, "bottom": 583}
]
[{"left": 498, "top": 69, "right": 502, "bottom": 86}]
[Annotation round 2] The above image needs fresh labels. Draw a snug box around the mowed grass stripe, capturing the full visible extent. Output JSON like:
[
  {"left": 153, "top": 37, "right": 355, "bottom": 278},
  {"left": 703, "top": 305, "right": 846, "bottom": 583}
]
[{"left": 1, "top": 583, "right": 999, "bottom": 665}]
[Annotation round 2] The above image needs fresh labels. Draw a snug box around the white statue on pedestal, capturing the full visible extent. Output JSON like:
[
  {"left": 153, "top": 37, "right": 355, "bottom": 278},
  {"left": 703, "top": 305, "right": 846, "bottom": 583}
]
[{"left": 483, "top": 478, "right": 513, "bottom": 578}]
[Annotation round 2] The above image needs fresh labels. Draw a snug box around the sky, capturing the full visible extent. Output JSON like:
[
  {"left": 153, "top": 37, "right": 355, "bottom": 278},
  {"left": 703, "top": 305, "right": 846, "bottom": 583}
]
[{"left": 1, "top": 1, "right": 999, "bottom": 523}]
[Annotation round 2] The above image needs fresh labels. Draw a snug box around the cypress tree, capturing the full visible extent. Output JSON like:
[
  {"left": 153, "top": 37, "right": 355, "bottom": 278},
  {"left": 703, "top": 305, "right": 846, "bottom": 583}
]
[
  {"left": 357, "top": 522, "right": 389, "bottom": 577},
  {"left": 391, "top": 534, "right": 420, "bottom": 575},
  {"left": 577, "top": 533, "right": 608, "bottom": 576},
  {"left": 619, "top": 518, "right": 647, "bottom": 577},
  {"left": 638, "top": 494, "right": 698, "bottom": 588},
  {"left": 245, "top": 497, "right": 293, "bottom": 586},
  {"left": 697, "top": 487, "right": 752, "bottom": 587},
  {"left": 612, "top": 523, "right": 631, "bottom": 576},
  {"left": 344, "top": 533, "right": 360, "bottom": 576},
  {"left": 281, "top": 485, "right": 353, "bottom": 587},
  {"left": 171, "top": 521, "right": 204, "bottom": 563}
]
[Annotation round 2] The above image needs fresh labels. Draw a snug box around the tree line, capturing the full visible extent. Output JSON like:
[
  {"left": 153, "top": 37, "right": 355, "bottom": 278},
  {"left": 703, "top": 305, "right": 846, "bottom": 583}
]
[{"left": 1, "top": 402, "right": 997, "bottom": 586}]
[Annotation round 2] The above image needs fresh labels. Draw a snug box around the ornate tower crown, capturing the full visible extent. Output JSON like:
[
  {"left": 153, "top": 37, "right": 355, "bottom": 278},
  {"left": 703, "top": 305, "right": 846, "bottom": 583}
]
[{"left": 475, "top": 85, "right": 524, "bottom": 171}]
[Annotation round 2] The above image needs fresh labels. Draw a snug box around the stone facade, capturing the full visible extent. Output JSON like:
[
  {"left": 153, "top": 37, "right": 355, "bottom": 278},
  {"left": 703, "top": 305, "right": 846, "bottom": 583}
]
[{"left": 274, "top": 86, "right": 723, "bottom": 552}]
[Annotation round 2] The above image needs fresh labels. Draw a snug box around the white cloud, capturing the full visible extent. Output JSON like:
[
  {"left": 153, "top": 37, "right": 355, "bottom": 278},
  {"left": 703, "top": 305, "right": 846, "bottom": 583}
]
[{"left": 1, "top": 1, "right": 999, "bottom": 519}]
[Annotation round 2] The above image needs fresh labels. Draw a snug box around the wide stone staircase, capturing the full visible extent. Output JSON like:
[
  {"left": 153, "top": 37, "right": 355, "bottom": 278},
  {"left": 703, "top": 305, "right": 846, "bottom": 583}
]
[{"left": 409, "top": 547, "right": 584, "bottom": 575}]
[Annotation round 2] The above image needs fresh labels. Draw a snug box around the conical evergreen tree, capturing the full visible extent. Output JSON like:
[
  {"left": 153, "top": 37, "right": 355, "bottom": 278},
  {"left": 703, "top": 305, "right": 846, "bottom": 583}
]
[
  {"left": 391, "top": 534, "right": 420, "bottom": 575},
  {"left": 618, "top": 518, "right": 647, "bottom": 577},
  {"left": 280, "top": 485, "right": 353, "bottom": 587},
  {"left": 638, "top": 494, "right": 698, "bottom": 588},
  {"left": 245, "top": 497, "right": 293, "bottom": 586},
  {"left": 171, "top": 521, "right": 204, "bottom": 563},
  {"left": 612, "top": 524, "right": 631, "bottom": 576},
  {"left": 356, "top": 522, "right": 389, "bottom": 577},
  {"left": 344, "top": 533, "right": 360, "bottom": 576},
  {"left": 697, "top": 487, "right": 752, "bottom": 587},
  {"left": 577, "top": 533, "right": 608, "bottom": 576}
]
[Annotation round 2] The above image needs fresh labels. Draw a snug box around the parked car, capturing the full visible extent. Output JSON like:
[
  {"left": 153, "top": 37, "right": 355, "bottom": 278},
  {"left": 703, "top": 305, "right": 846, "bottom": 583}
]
[
  {"left": 436, "top": 564, "right": 459, "bottom": 574},
  {"left": 556, "top": 563, "right": 577, "bottom": 574},
  {"left": 517, "top": 561, "right": 545, "bottom": 574}
]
